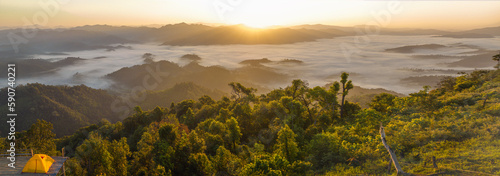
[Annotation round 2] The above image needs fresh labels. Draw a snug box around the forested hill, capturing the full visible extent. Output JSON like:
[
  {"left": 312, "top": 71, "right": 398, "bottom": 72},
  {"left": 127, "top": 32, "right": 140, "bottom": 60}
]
[
  {"left": 0, "top": 82, "right": 227, "bottom": 137},
  {"left": 0, "top": 83, "right": 121, "bottom": 136},
  {"left": 37, "top": 69, "right": 499, "bottom": 176},
  {"left": 139, "top": 82, "right": 226, "bottom": 111},
  {"left": 1, "top": 69, "right": 499, "bottom": 175}
]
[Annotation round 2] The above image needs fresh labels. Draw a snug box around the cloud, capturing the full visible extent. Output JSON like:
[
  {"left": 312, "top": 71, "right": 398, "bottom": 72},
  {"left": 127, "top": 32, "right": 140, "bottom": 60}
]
[{"left": 3, "top": 35, "right": 499, "bottom": 94}]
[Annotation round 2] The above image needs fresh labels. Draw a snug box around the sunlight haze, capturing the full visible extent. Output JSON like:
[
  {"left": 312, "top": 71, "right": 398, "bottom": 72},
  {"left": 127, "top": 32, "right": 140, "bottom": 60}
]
[{"left": 1, "top": 0, "right": 499, "bottom": 29}]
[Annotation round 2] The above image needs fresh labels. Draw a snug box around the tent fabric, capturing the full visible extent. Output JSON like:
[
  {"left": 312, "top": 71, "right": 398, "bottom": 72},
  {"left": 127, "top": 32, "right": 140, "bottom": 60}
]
[{"left": 21, "top": 154, "right": 55, "bottom": 173}]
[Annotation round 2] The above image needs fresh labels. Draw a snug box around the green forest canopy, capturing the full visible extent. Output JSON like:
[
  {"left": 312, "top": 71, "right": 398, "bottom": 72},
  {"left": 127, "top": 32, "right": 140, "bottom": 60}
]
[{"left": 1, "top": 69, "right": 500, "bottom": 176}]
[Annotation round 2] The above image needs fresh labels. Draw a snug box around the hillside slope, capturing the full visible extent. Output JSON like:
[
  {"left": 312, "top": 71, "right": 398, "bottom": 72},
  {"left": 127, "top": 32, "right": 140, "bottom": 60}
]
[
  {"left": 0, "top": 83, "right": 120, "bottom": 136},
  {"left": 57, "top": 69, "right": 500, "bottom": 175},
  {"left": 105, "top": 60, "right": 291, "bottom": 93},
  {"left": 139, "top": 82, "right": 227, "bottom": 111}
]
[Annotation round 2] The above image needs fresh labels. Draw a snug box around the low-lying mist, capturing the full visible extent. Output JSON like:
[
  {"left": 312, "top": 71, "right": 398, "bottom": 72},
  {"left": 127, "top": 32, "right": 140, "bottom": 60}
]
[{"left": 2, "top": 35, "right": 499, "bottom": 94}]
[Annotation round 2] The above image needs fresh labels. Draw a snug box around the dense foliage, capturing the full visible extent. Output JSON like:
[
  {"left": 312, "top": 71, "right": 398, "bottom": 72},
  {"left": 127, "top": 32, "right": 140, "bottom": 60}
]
[
  {"left": 0, "top": 83, "right": 121, "bottom": 136},
  {"left": 1, "top": 69, "right": 499, "bottom": 176}
]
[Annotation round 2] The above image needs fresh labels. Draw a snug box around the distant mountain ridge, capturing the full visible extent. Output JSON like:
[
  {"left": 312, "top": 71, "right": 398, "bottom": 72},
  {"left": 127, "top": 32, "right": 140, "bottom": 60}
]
[
  {"left": 160, "top": 24, "right": 346, "bottom": 45},
  {"left": 0, "top": 57, "right": 85, "bottom": 78},
  {"left": 462, "top": 26, "right": 500, "bottom": 36},
  {"left": 1, "top": 23, "right": 498, "bottom": 59}
]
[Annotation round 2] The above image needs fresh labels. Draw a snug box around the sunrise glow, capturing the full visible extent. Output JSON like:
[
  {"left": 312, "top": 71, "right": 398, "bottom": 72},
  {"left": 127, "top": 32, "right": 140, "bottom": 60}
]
[{"left": 0, "top": 0, "right": 499, "bottom": 30}]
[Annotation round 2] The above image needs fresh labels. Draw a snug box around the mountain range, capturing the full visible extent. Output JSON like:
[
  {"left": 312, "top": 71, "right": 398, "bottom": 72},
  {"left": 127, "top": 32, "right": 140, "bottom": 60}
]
[{"left": 1, "top": 23, "right": 498, "bottom": 59}]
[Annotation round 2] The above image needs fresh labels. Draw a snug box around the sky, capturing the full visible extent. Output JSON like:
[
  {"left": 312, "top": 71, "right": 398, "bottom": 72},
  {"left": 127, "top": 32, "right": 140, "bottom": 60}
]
[{"left": 0, "top": 0, "right": 499, "bottom": 30}]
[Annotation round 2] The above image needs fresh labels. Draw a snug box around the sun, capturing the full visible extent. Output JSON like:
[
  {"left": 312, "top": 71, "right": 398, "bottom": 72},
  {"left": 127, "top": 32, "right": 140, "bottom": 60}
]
[
  {"left": 240, "top": 21, "right": 276, "bottom": 29},
  {"left": 227, "top": 16, "right": 282, "bottom": 29}
]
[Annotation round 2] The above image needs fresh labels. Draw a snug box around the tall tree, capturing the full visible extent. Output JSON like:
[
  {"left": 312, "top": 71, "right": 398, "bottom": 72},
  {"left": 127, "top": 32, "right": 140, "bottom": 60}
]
[
  {"left": 308, "top": 84, "right": 339, "bottom": 124},
  {"left": 154, "top": 124, "right": 179, "bottom": 173},
  {"left": 76, "top": 132, "right": 113, "bottom": 176},
  {"left": 129, "top": 127, "right": 159, "bottom": 175},
  {"left": 275, "top": 124, "right": 299, "bottom": 162},
  {"left": 339, "top": 72, "right": 353, "bottom": 118},
  {"left": 286, "top": 79, "right": 315, "bottom": 123},
  {"left": 228, "top": 82, "right": 257, "bottom": 102},
  {"left": 109, "top": 137, "right": 131, "bottom": 176},
  {"left": 225, "top": 117, "right": 242, "bottom": 152},
  {"left": 211, "top": 146, "right": 240, "bottom": 175},
  {"left": 24, "top": 119, "right": 57, "bottom": 155},
  {"left": 286, "top": 79, "right": 308, "bottom": 100},
  {"left": 196, "top": 119, "right": 227, "bottom": 155}
]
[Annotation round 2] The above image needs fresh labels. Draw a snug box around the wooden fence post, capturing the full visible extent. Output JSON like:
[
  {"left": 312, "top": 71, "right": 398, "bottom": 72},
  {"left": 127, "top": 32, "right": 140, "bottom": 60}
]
[
  {"left": 432, "top": 156, "right": 438, "bottom": 168},
  {"left": 62, "top": 147, "right": 66, "bottom": 176},
  {"left": 380, "top": 124, "right": 405, "bottom": 175}
]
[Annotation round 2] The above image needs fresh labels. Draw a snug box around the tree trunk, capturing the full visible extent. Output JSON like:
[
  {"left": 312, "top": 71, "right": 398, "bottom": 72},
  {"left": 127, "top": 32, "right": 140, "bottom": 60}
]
[
  {"left": 340, "top": 85, "right": 345, "bottom": 118},
  {"left": 482, "top": 94, "right": 489, "bottom": 109},
  {"left": 380, "top": 124, "right": 405, "bottom": 175},
  {"left": 233, "top": 141, "right": 236, "bottom": 152},
  {"left": 301, "top": 96, "right": 314, "bottom": 124},
  {"left": 285, "top": 134, "right": 290, "bottom": 161},
  {"left": 332, "top": 101, "right": 335, "bottom": 119},
  {"left": 62, "top": 147, "right": 66, "bottom": 176}
]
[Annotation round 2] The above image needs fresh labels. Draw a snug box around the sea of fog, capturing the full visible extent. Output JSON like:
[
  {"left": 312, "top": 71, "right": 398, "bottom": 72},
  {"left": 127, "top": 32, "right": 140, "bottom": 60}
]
[{"left": 11, "top": 35, "right": 500, "bottom": 94}]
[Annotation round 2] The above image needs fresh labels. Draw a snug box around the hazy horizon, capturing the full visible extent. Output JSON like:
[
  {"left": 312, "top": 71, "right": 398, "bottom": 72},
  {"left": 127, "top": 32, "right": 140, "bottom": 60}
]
[
  {"left": 1, "top": 0, "right": 500, "bottom": 30},
  {"left": 4, "top": 35, "right": 499, "bottom": 95},
  {"left": 2, "top": 22, "right": 500, "bottom": 31}
]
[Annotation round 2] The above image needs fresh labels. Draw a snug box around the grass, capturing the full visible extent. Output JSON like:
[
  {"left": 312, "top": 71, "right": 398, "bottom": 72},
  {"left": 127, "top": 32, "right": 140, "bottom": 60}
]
[{"left": 407, "top": 137, "right": 500, "bottom": 175}]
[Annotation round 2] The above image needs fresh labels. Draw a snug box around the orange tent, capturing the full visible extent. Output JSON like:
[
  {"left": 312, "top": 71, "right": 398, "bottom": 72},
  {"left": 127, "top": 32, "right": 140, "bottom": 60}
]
[{"left": 21, "top": 154, "right": 55, "bottom": 173}]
